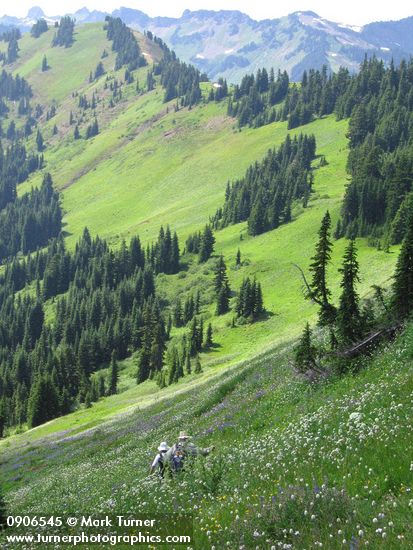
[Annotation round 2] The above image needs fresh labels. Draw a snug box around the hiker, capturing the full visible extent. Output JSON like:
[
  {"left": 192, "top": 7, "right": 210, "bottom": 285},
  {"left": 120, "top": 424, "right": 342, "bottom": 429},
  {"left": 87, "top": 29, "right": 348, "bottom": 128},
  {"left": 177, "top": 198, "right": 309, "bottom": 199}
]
[
  {"left": 164, "top": 431, "right": 215, "bottom": 473},
  {"left": 149, "top": 441, "right": 169, "bottom": 477}
]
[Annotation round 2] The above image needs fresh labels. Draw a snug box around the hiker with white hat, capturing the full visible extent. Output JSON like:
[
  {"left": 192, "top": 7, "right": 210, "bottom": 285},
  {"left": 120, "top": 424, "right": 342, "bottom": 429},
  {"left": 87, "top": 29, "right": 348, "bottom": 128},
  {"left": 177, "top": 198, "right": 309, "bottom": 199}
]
[
  {"left": 164, "top": 431, "right": 215, "bottom": 473},
  {"left": 149, "top": 441, "right": 170, "bottom": 477}
]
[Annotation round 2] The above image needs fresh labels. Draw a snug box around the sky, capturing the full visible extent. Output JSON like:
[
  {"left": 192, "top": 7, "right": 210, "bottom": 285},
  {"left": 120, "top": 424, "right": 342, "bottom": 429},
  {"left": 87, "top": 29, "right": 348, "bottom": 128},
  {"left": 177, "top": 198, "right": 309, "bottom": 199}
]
[{"left": 2, "top": 0, "right": 413, "bottom": 26}]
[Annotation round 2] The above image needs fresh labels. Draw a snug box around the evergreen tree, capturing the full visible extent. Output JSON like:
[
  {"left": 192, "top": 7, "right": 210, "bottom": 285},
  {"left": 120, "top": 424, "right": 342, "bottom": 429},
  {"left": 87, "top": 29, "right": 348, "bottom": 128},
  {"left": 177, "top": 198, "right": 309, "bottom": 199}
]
[
  {"left": 105, "top": 16, "right": 147, "bottom": 70},
  {"left": 0, "top": 221, "right": 175, "bottom": 431},
  {"left": 168, "top": 353, "right": 177, "bottom": 385},
  {"left": 146, "top": 71, "right": 155, "bottom": 91},
  {"left": 199, "top": 225, "right": 215, "bottom": 263},
  {"left": 173, "top": 298, "right": 183, "bottom": 327},
  {"left": 31, "top": 18, "right": 48, "bottom": 38},
  {"left": 214, "top": 255, "right": 231, "bottom": 314},
  {"left": 216, "top": 285, "right": 231, "bottom": 316},
  {"left": 157, "top": 370, "right": 166, "bottom": 388},
  {"left": 212, "top": 134, "right": 316, "bottom": 236},
  {"left": 7, "top": 38, "right": 19, "bottom": 64},
  {"left": 59, "top": 389, "right": 72, "bottom": 414},
  {"left": 98, "top": 375, "right": 106, "bottom": 397},
  {"left": 308, "top": 211, "right": 336, "bottom": 325},
  {"left": 41, "top": 55, "right": 48, "bottom": 72},
  {"left": 189, "top": 317, "right": 199, "bottom": 356},
  {"left": 235, "top": 277, "right": 265, "bottom": 321},
  {"left": 86, "top": 118, "right": 99, "bottom": 139},
  {"left": 84, "top": 391, "right": 92, "bottom": 408},
  {"left": 197, "top": 318, "right": 204, "bottom": 350},
  {"left": 74, "top": 125, "right": 80, "bottom": 139},
  {"left": 194, "top": 355, "right": 202, "bottom": 373},
  {"left": 204, "top": 323, "right": 213, "bottom": 348},
  {"left": 36, "top": 129, "right": 44, "bottom": 151},
  {"left": 336, "top": 241, "right": 363, "bottom": 345},
  {"left": 248, "top": 193, "right": 267, "bottom": 235},
  {"left": 167, "top": 346, "right": 184, "bottom": 384},
  {"left": 294, "top": 322, "right": 317, "bottom": 372},
  {"left": 213, "top": 255, "right": 228, "bottom": 293},
  {"left": 175, "top": 355, "right": 184, "bottom": 381},
  {"left": 27, "top": 375, "right": 60, "bottom": 428},
  {"left": 392, "top": 212, "right": 413, "bottom": 318},
  {"left": 236, "top": 248, "right": 241, "bottom": 266},
  {"left": 136, "top": 348, "right": 150, "bottom": 384},
  {"left": 94, "top": 61, "right": 105, "bottom": 79},
  {"left": 108, "top": 350, "right": 119, "bottom": 395},
  {"left": 52, "top": 16, "right": 75, "bottom": 48},
  {"left": 185, "top": 352, "right": 191, "bottom": 374}
]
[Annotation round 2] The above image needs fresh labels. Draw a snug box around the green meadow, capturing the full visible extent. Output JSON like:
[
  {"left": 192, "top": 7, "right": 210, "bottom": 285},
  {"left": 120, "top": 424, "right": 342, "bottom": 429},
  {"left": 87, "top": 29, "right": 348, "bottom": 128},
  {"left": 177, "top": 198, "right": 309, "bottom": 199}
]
[
  {"left": 0, "top": 21, "right": 409, "bottom": 549},
  {"left": 3, "top": 21, "right": 399, "bottom": 437}
]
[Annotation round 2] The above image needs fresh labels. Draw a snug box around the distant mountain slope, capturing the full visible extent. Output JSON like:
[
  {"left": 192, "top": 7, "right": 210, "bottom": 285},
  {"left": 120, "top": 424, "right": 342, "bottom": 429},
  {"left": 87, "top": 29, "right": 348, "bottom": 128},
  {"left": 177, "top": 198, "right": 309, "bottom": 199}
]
[
  {"left": 2, "top": 7, "right": 413, "bottom": 82},
  {"left": 362, "top": 15, "right": 413, "bottom": 52}
]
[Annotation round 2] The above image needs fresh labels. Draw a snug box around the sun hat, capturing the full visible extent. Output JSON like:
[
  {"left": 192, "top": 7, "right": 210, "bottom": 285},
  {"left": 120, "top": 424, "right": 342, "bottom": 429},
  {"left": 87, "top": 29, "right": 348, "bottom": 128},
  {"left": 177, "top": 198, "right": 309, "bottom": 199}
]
[
  {"left": 179, "top": 431, "right": 190, "bottom": 440},
  {"left": 158, "top": 442, "right": 169, "bottom": 452}
]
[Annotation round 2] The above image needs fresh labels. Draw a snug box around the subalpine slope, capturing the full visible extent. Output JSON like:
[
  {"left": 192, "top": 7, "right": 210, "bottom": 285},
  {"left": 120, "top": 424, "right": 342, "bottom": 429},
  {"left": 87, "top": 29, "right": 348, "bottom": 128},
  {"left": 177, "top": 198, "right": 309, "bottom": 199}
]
[
  {"left": 0, "top": 19, "right": 409, "bottom": 550},
  {"left": 1, "top": 318, "right": 412, "bottom": 549},
  {"left": 2, "top": 21, "right": 398, "bottom": 425}
]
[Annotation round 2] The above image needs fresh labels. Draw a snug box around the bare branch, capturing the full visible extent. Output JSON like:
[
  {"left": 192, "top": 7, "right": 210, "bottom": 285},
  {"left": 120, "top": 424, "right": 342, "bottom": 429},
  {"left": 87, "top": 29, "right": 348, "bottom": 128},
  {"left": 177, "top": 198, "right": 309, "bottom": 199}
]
[{"left": 291, "top": 263, "right": 323, "bottom": 307}]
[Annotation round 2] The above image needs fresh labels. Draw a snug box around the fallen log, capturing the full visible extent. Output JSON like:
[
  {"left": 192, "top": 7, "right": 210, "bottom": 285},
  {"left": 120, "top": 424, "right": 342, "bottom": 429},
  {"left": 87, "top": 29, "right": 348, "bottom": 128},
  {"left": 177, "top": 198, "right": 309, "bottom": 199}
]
[{"left": 335, "top": 324, "right": 402, "bottom": 359}]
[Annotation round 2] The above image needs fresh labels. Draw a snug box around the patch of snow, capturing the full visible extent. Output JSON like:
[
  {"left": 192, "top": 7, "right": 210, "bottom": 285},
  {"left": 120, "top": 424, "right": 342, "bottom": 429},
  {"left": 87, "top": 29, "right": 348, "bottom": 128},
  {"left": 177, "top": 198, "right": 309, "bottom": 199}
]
[
  {"left": 22, "top": 16, "right": 57, "bottom": 26},
  {"left": 331, "top": 53, "right": 338, "bottom": 57},
  {"left": 313, "top": 17, "right": 327, "bottom": 26},
  {"left": 380, "top": 47, "right": 390, "bottom": 52},
  {"left": 224, "top": 48, "right": 234, "bottom": 54},
  {"left": 195, "top": 54, "right": 205, "bottom": 59},
  {"left": 213, "top": 83, "right": 222, "bottom": 88},
  {"left": 338, "top": 23, "right": 362, "bottom": 33}
]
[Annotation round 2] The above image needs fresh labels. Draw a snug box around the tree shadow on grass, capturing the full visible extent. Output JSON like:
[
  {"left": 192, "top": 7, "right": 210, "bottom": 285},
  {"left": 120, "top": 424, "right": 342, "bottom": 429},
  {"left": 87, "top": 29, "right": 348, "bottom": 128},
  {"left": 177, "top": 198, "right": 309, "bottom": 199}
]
[{"left": 203, "top": 342, "right": 222, "bottom": 354}]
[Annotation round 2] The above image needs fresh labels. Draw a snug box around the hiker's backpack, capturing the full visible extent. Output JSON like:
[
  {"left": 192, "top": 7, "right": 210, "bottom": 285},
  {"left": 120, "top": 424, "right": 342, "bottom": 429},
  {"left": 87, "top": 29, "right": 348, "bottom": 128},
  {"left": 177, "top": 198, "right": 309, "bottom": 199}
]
[{"left": 171, "top": 445, "right": 185, "bottom": 472}]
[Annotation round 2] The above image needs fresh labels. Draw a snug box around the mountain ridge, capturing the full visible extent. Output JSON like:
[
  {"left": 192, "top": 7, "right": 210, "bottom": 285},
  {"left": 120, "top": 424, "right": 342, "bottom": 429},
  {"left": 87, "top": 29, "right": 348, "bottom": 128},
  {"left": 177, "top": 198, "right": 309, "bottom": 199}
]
[{"left": 1, "top": 6, "right": 413, "bottom": 81}]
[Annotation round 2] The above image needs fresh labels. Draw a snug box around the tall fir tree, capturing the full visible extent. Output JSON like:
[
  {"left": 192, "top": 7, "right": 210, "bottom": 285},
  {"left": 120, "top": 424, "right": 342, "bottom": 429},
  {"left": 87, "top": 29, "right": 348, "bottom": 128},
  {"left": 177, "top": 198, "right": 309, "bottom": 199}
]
[
  {"left": 204, "top": 322, "right": 213, "bottom": 348},
  {"left": 236, "top": 277, "right": 264, "bottom": 320},
  {"left": 108, "top": 350, "right": 119, "bottom": 395},
  {"left": 185, "top": 352, "right": 191, "bottom": 374},
  {"left": 36, "top": 129, "right": 44, "bottom": 152},
  {"left": 214, "top": 255, "right": 231, "bottom": 315},
  {"left": 392, "top": 212, "right": 413, "bottom": 318},
  {"left": 198, "top": 225, "right": 215, "bottom": 263},
  {"left": 27, "top": 375, "right": 60, "bottom": 428},
  {"left": 336, "top": 240, "right": 363, "bottom": 345},
  {"left": 189, "top": 317, "right": 199, "bottom": 356},
  {"left": 308, "top": 211, "right": 336, "bottom": 325},
  {"left": 194, "top": 355, "right": 202, "bottom": 373}
]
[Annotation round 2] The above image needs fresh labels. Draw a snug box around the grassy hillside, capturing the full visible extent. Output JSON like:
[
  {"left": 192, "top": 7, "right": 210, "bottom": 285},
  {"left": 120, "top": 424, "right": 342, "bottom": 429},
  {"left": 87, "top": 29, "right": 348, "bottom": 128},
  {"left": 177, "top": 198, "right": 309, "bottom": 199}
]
[
  {"left": 1, "top": 320, "right": 412, "bottom": 548},
  {"left": 5, "top": 23, "right": 161, "bottom": 102},
  {"left": 0, "top": 20, "right": 398, "bottom": 430},
  {"left": 8, "top": 26, "right": 398, "bottom": 372},
  {"left": 0, "top": 21, "right": 409, "bottom": 549}
]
